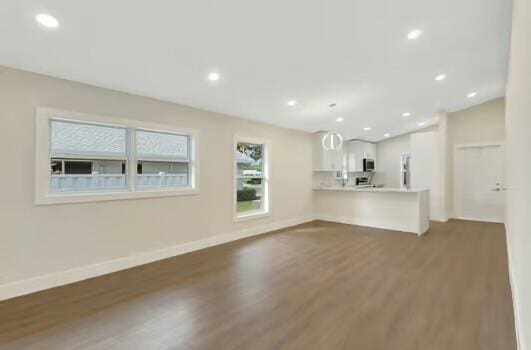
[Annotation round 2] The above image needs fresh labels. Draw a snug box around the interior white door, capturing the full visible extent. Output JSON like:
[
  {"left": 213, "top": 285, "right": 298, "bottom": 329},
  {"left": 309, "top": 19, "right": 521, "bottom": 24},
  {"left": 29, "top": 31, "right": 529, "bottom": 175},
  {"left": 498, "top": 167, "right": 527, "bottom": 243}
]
[{"left": 453, "top": 144, "right": 505, "bottom": 223}]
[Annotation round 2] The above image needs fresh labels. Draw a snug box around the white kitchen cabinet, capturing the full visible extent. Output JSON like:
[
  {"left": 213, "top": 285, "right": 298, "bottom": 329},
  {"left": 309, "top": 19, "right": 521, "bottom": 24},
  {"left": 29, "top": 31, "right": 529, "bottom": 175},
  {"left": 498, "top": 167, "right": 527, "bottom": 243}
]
[
  {"left": 312, "top": 132, "right": 343, "bottom": 171},
  {"left": 364, "top": 142, "right": 377, "bottom": 160},
  {"left": 347, "top": 140, "right": 364, "bottom": 172},
  {"left": 346, "top": 140, "right": 377, "bottom": 172}
]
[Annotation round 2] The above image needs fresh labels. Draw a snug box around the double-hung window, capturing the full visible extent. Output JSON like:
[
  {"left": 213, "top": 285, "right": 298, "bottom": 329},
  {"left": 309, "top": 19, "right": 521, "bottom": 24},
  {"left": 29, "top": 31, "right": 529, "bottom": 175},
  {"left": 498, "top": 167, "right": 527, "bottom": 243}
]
[
  {"left": 49, "top": 119, "right": 129, "bottom": 193},
  {"left": 136, "top": 130, "right": 191, "bottom": 189},
  {"left": 234, "top": 138, "right": 269, "bottom": 220},
  {"left": 36, "top": 108, "right": 197, "bottom": 204}
]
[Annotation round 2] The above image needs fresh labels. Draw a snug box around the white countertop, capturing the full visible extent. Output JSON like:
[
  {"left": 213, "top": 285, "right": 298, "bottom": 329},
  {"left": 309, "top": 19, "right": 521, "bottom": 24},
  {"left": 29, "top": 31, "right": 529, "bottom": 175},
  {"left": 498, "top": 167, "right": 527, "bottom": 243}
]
[{"left": 313, "top": 186, "right": 428, "bottom": 193}]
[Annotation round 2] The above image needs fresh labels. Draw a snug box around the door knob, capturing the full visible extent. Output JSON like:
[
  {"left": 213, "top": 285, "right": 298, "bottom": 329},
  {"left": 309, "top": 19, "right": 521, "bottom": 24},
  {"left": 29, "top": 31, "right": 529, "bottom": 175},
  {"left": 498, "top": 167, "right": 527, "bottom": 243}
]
[{"left": 491, "top": 188, "right": 501, "bottom": 191}]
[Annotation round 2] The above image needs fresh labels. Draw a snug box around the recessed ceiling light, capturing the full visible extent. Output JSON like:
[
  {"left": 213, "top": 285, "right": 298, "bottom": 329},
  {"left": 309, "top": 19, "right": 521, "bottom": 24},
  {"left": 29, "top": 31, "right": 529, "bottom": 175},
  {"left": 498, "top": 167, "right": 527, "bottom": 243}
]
[
  {"left": 467, "top": 92, "right": 478, "bottom": 98},
  {"left": 207, "top": 72, "right": 220, "bottom": 81},
  {"left": 384, "top": 133, "right": 391, "bottom": 137},
  {"left": 418, "top": 122, "right": 426, "bottom": 126},
  {"left": 435, "top": 74, "right": 447, "bottom": 81},
  {"left": 407, "top": 29, "right": 422, "bottom": 40},
  {"left": 402, "top": 112, "right": 411, "bottom": 117},
  {"left": 35, "top": 13, "right": 59, "bottom": 29},
  {"left": 287, "top": 100, "right": 297, "bottom": 107},
  {"left": 363, "top": 127, "right": 372, "bottom": 131},
  {"left": 336, "top": 117, "right": 344, "bottom": 122}
]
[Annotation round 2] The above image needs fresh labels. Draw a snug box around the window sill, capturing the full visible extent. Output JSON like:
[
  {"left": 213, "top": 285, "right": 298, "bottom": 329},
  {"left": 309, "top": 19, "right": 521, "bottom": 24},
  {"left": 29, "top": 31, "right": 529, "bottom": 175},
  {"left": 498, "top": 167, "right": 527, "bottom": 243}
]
[
  {"left": 234, "top": 211, "right": 270, "bottom": 222},
  {"left": 35, "top": 187, "right": 199, "bottom": 205}
]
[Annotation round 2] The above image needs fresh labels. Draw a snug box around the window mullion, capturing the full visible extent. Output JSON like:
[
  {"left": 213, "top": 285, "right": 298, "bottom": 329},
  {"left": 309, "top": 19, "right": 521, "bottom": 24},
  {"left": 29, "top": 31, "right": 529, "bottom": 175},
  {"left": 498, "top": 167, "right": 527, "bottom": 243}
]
[
  {"left": 128, "top": 127, "right": 137, "bottom": 192},
  {"left": 39, "top": 110, "right": 197, "bottom": 204},
  {"left": 137, "top": 156, "right": 190, "bottom": 163},
  {"left": 50, "top": 153, "right": 127, "bottom": 161}
]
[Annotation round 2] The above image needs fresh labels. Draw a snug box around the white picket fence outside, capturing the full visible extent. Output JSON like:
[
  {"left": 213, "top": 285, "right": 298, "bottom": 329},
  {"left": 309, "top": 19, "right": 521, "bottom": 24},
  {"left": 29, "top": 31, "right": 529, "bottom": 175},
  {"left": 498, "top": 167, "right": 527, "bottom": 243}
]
[
  {"left": 51, "top": 174, "right": 188, "bottom": 192},
  {"left": 136, "top": 174, "right": 188, "bottom": 188},
  {"left": 51, "top": 174, "right": 126, "bottom": 192}
]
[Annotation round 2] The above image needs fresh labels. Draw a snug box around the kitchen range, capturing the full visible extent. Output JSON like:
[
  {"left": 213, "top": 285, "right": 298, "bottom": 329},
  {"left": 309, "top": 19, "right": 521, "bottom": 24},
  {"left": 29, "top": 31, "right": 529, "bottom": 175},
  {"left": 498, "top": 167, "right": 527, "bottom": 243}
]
[{"left": 312, "top": 132, "right": 430, "bottom": 235}]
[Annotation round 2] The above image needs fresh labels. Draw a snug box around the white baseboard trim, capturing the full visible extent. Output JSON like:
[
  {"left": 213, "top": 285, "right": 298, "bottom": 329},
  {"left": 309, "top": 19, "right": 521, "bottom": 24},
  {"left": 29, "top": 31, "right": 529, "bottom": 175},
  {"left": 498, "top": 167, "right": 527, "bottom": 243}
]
[
  {"left": 430, "top": 216, "right": 449, "bottom": 223},
  {"left": 430, "top": 209, "right": 449, "bottom": 223},
  {"left": 0, "top": 216, "right": 314, "bottom": 302},
  {"left": 453, "top": 215, "right": 505, "bottom": 224},
  {"left": 315, "top": 214, "right": 422, "bottom": 235},
  {"left": 506, "top": 231, "right": 524, "bottom": 350}
]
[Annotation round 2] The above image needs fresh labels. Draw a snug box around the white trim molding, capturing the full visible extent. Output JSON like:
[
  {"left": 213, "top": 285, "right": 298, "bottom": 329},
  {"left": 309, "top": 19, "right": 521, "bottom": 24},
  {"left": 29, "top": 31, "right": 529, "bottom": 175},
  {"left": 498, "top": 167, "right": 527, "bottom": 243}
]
[
  {"left": 0, "top": 216, "right": 313, "bottom": 302},
  {"left": 506, "top": 227, "right": 524, "bottom": 350},
  {"left": 233, "top": 135, "right": 271, "bottom": 221},
  {"left": 454, "top": 141, "right": 505, "bottom": 149},
  {"left": 315, "top": 214, "right": 428, "bottom": 236},
  {"left": 35, "top": 107, "right": 200, "bottom": 205}
]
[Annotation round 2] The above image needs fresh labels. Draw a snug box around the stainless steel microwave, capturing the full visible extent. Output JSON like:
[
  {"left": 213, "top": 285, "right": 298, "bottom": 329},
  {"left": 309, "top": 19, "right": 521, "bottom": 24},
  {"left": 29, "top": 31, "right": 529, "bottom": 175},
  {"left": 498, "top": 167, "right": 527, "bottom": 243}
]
[{"left": 363, "top": 158, "right": 375, "bottom": 172}]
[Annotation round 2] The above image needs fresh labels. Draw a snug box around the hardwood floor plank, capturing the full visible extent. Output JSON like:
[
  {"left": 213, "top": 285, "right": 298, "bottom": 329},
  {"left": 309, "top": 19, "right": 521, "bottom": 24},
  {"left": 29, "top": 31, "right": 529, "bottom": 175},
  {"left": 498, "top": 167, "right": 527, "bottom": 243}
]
[{"left": 0, "top": 220, "right": 517, "bottom": 350}]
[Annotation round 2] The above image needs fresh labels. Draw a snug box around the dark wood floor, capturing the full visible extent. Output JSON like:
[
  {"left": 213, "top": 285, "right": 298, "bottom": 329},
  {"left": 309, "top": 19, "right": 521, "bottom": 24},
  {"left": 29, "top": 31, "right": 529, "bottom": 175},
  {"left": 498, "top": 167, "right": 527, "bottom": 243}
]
[{"left": 0, "top": 220, "right": 516, "bottom": 350}]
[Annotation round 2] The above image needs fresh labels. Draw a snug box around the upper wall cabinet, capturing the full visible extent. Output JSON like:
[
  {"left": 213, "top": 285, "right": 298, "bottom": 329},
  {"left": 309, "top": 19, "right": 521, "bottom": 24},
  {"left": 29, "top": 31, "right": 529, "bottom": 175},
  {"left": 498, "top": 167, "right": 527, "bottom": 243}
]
[
  {"left": 346, "top": 140, "right": 377, "bottom": 172},
  {"left": 363, "top": 142, "right": 377, "bottom": 160},
  {"left": 312, "top": 132, "right": 343, "bottom": 171}
]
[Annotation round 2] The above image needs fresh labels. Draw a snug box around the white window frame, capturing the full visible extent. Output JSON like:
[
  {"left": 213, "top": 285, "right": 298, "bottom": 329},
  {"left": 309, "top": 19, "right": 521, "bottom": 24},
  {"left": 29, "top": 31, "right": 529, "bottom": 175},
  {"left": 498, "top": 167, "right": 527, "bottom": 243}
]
[
  {"left": 35, "top": 107, "right": 199, "bottom": 205},
  {"left": 233, "top": 136, "right": 270, "bottom": 221}
]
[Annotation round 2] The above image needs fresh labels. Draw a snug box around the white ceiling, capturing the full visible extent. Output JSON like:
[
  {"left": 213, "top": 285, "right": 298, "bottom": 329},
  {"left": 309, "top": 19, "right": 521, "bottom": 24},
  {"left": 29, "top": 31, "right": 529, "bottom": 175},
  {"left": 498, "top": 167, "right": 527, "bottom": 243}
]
[{"left": 0, "top": 0, "right": 512, "bottom": 141}]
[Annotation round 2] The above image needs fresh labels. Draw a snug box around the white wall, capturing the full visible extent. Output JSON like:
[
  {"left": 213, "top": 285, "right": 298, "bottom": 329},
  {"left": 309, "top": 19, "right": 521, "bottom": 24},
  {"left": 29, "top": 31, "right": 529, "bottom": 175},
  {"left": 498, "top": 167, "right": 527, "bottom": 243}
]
[
  {"left": 374, "top": 126, "right": 445, "bottom": 220},
  {"left": 374, "top": 126, "right": 438, "bottom": 188},
  {"left": 373, "top": 133, "right": 411, "bottom": 188},
  {"left": 448, "top": 98, "right": 505, "bottom": 144},
  {"left": 0, "top": 67, "right": 314, "bottom": 298},
  {"left": 376, "top": 100, "right": 505, "bottom": 222},
  {"left": 410, "top": 131, "right": 445, "bottom": 221},
  {"left": 505, "top": 0, "right": 531, "bottom": 348}
]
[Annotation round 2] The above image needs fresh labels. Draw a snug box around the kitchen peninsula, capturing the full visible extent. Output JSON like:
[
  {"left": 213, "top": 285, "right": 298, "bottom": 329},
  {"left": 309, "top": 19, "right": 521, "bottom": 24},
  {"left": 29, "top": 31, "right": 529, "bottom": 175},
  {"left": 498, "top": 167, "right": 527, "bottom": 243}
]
[
  {"left": 313, "top": 186, "right": 430, "bottom": 235},
  {"left": 312, "top": 132, "right": 430, "bottom": 235}
]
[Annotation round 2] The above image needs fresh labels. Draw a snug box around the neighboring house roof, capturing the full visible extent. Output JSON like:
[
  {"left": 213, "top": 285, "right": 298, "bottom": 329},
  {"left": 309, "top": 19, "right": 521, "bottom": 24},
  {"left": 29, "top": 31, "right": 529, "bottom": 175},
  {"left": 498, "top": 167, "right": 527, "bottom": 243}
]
[
  {"left": 51, "top": 120, "right": 127, "bottom": 156},
  {"left": 51, "top": 120, "right": 189, "bottom": 159},
  {"left": 136, "top": 130, "right": 188, "bottom": 159}
]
